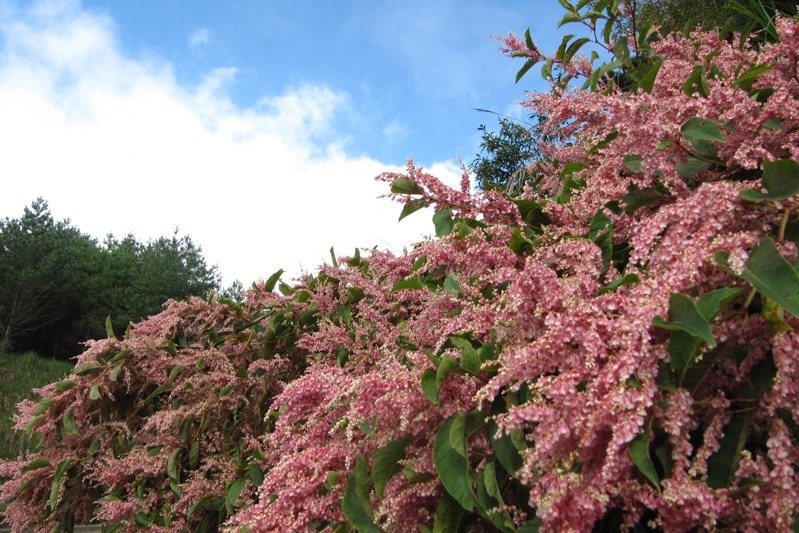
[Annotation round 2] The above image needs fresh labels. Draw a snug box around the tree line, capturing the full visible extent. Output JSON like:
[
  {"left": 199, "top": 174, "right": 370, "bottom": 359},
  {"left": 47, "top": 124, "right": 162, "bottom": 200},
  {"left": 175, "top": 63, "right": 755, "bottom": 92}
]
[{"left": 0, "top": 198, "right": 221, "bottom": 359}]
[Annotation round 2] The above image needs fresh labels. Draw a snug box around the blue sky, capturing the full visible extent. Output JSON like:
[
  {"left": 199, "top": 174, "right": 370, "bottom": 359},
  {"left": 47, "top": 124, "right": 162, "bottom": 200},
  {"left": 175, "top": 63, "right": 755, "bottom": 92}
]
[
  {"left": 80, "top": 0, "right": 561, "bottom": 163},
  {"left": 0, "top": 0, "right": 566, "bottom": 285}
]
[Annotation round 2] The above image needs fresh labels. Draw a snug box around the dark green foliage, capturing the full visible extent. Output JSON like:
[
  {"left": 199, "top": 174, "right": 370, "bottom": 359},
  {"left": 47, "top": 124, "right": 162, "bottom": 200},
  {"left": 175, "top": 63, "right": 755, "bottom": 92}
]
[
  {"left": 0, "top": 199, "right": 103, "bottom": 357},
  {"left": 470, "top": 116, "right": 545, "bottom": 193},
  {"left": 0, "top": 199, "right": 220, "bottom": 359}
]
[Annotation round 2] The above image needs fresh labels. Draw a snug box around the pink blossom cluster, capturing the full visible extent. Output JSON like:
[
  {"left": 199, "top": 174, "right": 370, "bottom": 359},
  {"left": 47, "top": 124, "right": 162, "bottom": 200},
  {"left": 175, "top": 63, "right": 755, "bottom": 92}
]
[{"left": 227, "top": 18, "right": 799, "bottom": 532}]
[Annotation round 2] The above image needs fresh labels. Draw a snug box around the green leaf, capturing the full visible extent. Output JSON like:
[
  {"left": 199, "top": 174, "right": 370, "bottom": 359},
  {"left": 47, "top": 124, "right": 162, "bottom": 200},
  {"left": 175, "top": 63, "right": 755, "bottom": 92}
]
[
  {"left": 762, "top": 118, "right": 782, "bottom": 130},
  {"left": 563, "top": 37, "right": 590, "bottom": 64},
  {"left": 169, "top": 364, "right": 185, "bottom": 382},
  {"left": 676, "top": 157, "right": 712, "bottom": 178},
  {"left": 733, "top": 64, "right": 771, "bottom": 91},
  {"left": 555, "top": 33, "right": 575, "bottom": 61},
  {"left": 278, "top": 281, "right": 293, "bottom": 296},
  {"left": 434, "top": 413, "right": 477, "bottom": 512},
  {"left": 450, "top": 337, "right": 480, "bottom": 375},
  {"left": 395, "top": 336, "right": 418, "bottom": 351},
  {"left": 189, "top": 440, "right": 200, "bottom": 469},
  {"left": 25, "top": 414, "right": 43, "bottom": 434},
  {"left": 188, "top": 496, "right": 217, "bottom": 520},
  {"left": 336, "top": 346, "right": 350, "bottom": 367},
  {"left": 707, "top": 415, "right": 750, "bottom": 489},
  {"left": 330, "top": 246, "right": 339, "bottom": 268},
  {"left": 509, "top": 227, "right": 535, "bottom": 255},
  {"left": 167, "top": 449, "right": 181, "bottom": 481},
  {"left": 53, "top": 379, "right": 76, "bottom": 392},
  {"left": 638, "top": 57, "right": 662, "bottom": 93},
  {"left": 653, "top": 293, "right": 716, "bottom": 346},
  {"left": 264, "top": 269, "right": 284, "bottom": 292},
  {"left": 583, "top": 59, "right": 623, "bottom": 91},
  {"left": 656, "top": 140, "right": 674, "bottom": 151},
  {"left": 588, "top": 129, "right": 618, "bottom": 154},
  {"left": 337, "top": 304, "right": 352, "bottom": 326},
  {"left": 399, "top": 198, "right": 426, "bottom": 221},
  {"left": 718, "top": 237, "right": 799, "bottom": 318},
  {"left": 392, "top": 275, "right": 424, "bottom": 291},
  {"left": 479, "top": 343, "right": 497, "bottom": 364},
  {"left": 743, "top": 356, "right": 776, "bottom": 400},
  {"left": 442, "top": 274, "right": 460, "bottom": 296},
  {"left": 696, "top": 287, "right": 742, "bottom": 320},
  {"left": 623, "top": 154, "right": 643, "bottom": 173},
  {"left": 73, "top": 363, "right": 103, "bottom": 376},
  {"left": 21, "top": 459, "right": 51, "bottom": 472},
  {"left": 49, "top": 459, "right": 70, "bottom": 511},
  {"left": 519, "top": 518, "right": 542, "bottom": 533},
  {"left": 432, "top": 491, "right": 464, "bottom": 533},
  {"left": 142, "top": 383, "right": 171, "bottom": 405},
  {"left": 683, "top": 65, "right": 709, "bottom": 97},
  {"left": 247, "top": 463, "right": 264, "bottom": 487},
  {"left": 622, "top": 187, "right": 663, "bottom": 213},
  {"left": 342, "top": 457, "right": 379, "bottom": 533},
  {"left": 740, "top": 159, "right": 799, "bottom": 202},
  {"left": 433, "top": 208, "right": 454, "bottom": 237},
  {"left": 558, "top": 11, "right": 583, "bottom": 27},
  {"left": 681, "top": 117, "right": 724, "bottom": 143},
  {"left": 681, "top": 345, "right": 727, "bottom": 393},
  {"left": 516, "top": 58, "right": 539, "bottom": 83},
  {"left": 34, "top": 398, "right": 54, "bottom": 416},
  {"left": 109, "top": 364, "right": 123, "bottom": 382},
  {"left": 436, "top": 356, "right": 459, "bottom": 392},
  {"left": 629, "top": 420, "right": 660, "bottom": 490},
  {"left": 391, "top": 177, "right": 423, "bottom": 195},
  {"left": 597, "top": 273, "right": 639, "bottom": 295},
  {"left": 476, "top": 462, "right": 515, "bottom": 532},
  {"left": 524, "top": 28, "right": 535, "bottom": 50},
  {"left": 667, "top": 329, "right": 702, "bottom": 377},
  {"left": 594, "top": 228, "right": 613, "bottom": 271},
  {"left": 372, "top": 435, "right": 412, "bottom": 498},
  {"left": 62, "top": 410, "right": 78, "bottom": 436},
  {"left": 89, "top": 384, "right": 101, "bottom": 401},
  {"left": 421, "top": 369, "right": 439, "bottom": 404},
  {"left": 225, "top": 479, "right": 246, "bottom": 513},
  {"left": 588, "top": 209, "right": 612, "bottom": 241},
  {"left": 135, "top": 511, "right": 152, "bottom": 527},
  {"left": 556, "top": 0, "right": 574, "bottom": 10},
  {"left": 105, "top": 315, "right": 117, "bottom": 340},
  {"left": 490, "top": 421, "right": 523, "bottom": 475}
]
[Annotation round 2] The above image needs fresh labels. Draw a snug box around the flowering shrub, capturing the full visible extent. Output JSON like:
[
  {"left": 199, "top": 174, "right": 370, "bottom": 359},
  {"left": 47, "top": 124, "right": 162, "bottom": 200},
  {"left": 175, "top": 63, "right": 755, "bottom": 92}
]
[
  {"left": 3, "top": 1, "right": 799, "bottom": 531},
  {"left": 0, "top": 286, "right": 315, "bottom": 532}
]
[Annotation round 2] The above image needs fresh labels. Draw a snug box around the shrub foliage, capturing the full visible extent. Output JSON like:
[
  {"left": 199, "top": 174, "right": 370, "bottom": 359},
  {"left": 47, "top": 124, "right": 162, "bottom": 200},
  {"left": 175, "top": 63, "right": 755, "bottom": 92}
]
[{"left": 2, "top": 2, "right": 799, "bottom": 531}]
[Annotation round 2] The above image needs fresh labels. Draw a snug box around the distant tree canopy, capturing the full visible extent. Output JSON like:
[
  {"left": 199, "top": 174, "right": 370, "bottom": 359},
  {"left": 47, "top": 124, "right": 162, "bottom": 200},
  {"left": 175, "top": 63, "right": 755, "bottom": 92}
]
[
  {"left": 0, "top": 199, "right": 220, "bottom": 359},
  {"left": 632, "top": 0, "right": 798, "bottom": 40},
  {"left": 469, "top": 116, "right": 544, "bottom": 193}
]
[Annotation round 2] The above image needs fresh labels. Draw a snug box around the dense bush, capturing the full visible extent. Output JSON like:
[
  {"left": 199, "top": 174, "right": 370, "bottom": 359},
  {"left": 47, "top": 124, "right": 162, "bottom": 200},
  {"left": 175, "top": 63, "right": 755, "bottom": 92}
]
[
  {"left": 0, "top": 285, "right": 313, "bottom": 531},
  {"left": 2, "top": 2, "right": 799, "bottom": 531}
]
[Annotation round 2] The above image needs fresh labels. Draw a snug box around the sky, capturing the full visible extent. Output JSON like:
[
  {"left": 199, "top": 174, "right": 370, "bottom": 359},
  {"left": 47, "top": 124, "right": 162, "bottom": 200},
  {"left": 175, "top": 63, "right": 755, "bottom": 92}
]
[{"left": 0, "top": 0, "right": 565, "bottom": 286}]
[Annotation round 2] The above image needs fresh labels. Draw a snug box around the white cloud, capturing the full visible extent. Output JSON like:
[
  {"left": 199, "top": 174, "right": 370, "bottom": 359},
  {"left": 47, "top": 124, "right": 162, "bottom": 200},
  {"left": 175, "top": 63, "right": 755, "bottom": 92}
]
[
  {"left": 188, "top": 27, "right": 211, "bottom": 50},
  {"left": 0, "top": 1, "right": 461, "bottom": 286}
]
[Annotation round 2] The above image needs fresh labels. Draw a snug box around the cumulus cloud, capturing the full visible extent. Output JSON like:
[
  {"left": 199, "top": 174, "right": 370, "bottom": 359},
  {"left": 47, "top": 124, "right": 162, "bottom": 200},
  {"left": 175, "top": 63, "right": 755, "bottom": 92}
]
[{"left": 0, "top": 1, "right": 462, "bottom": 286}]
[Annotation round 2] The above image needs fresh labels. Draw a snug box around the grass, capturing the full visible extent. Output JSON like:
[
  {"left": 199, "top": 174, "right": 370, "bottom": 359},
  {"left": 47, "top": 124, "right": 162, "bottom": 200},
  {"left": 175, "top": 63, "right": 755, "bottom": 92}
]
[{"left": 0, "top": 351, "right": 74, "bottom": 460}]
